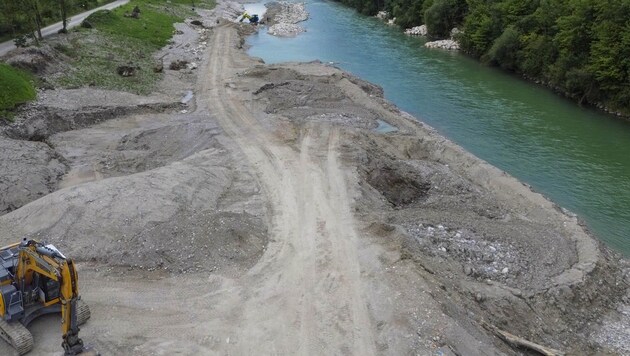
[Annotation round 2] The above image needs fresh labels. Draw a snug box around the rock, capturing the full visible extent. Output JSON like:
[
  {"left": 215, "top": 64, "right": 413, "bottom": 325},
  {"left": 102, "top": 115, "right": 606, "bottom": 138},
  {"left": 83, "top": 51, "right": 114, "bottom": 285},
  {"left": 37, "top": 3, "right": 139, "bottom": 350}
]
[
  {"left": 450, "top": 27, "right": 461, "bottom": 38},
  {"left": 268, "top": 23, "right": 305, "bottom": 37},
  {"left": 387, "top": 18, "right": 396, "bottom": 26},
  {"left": 375, "top": 11, "right": 389, "bottom": 20},
  {"left": 266, "top": 2, "right": 308, "bottom": 37},
  {"left": 475, "top": 292, "right": 485, "bottom": 302},
  {"left": 464, "top": 265, "right": 473, "bottom": 276},
  {"left": 405, "top": 25, "right": 427, "bottom": 36},
  {"left": 501, "top": 267, "right": 509, "bottom": 274},
  {"left": 190, "top": 20, "right": 204, "bottom": 27},
  {"left": 116, "top": 65, "right": 136, "bottom": 77},
  {"left": 169, "top": 60, "right": 189, "bottom": 70},
  {"left": 424, "top": 39, "right": 460, "bottom": 51},
  {"left": 153, "top": 60, "right": 164, "bottom": 73}
]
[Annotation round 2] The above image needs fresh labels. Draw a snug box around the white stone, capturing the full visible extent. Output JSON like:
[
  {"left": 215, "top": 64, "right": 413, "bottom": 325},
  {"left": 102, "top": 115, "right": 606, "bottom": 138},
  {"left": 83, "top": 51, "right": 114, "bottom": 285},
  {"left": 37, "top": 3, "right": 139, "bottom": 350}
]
[{"left": 405, "top": 25, "right": 427, "bottom": 36}]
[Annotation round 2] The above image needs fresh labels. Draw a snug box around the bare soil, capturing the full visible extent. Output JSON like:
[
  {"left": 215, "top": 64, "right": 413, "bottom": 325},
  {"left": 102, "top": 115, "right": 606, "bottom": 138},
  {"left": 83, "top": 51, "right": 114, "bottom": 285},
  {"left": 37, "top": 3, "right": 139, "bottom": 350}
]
[{"left": 0, "top": 2, "right": 627, "bottom": 355}]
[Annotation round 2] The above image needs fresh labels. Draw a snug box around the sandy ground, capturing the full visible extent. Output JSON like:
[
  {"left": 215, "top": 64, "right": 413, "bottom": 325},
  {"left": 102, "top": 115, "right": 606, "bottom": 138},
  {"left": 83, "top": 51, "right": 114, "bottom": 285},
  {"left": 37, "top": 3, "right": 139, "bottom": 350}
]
[{"left": 0, "top": 2, "right": 628, "bottom": 355}]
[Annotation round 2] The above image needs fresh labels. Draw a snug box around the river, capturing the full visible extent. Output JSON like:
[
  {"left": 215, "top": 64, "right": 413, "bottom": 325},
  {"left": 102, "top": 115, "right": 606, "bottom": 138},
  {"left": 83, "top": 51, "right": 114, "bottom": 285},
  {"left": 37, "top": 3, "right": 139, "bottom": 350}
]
[{"left": 245, "top": 0, "right": 630, "bottom": 255}]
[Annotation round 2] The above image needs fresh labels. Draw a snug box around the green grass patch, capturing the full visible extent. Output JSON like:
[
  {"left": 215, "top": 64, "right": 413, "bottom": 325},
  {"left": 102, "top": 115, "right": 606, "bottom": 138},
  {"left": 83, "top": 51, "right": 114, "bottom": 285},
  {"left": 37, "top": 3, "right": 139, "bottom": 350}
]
[
  {"left": 0, "top": 63, "right": 36, "bottom": 118},
  {"left": 50, "top": 0, "right": 216, "bottom": 94},
  {"left": 168, "top": 0, "right": 217, "bottom": 10},
  {"left": 51, "top": 32, "right": 160, "bottom": 94},
  {"left": 86, "top": 1, "right": 182, "bottom": 48}
]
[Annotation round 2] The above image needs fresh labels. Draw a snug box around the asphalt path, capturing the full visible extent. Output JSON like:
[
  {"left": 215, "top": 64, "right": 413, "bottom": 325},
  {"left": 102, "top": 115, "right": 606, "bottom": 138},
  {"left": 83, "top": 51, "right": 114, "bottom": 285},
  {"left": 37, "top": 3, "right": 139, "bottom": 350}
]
[{"left": 0, "top": 0, "right": 130, "bottom": 57}]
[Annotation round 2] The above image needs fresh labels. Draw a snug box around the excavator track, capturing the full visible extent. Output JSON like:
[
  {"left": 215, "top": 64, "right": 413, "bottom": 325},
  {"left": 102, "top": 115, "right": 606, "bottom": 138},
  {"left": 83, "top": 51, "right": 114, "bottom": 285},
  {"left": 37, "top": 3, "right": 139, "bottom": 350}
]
[
  {"left": 77, "top": 300, "right": 91, "bottom": 326},
  {"left": 0, "top": 319, "right": 34, "bottom": 355}
]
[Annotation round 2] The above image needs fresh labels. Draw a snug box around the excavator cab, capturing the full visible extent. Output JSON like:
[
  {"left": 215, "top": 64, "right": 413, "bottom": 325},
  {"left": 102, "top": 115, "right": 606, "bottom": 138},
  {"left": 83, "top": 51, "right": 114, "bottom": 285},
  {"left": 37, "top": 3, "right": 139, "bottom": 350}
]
[{"left": 0, "top": 239, "right": 97, "bottom": 355}]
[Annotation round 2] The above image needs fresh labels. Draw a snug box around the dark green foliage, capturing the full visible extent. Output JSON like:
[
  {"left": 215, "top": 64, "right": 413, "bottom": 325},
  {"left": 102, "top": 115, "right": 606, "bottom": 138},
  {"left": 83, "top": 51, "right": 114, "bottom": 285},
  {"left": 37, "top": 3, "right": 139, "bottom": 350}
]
[
  {"left": 0, "top": 63, "right": 36, "bottom": 116},
  {"left": 486, "top": 26, "right": 520, "bottom": 70},
  {"left": 336, "top": 0, "right": 630, "bottom": 113},
  {"left": 424, "top": 0, "right": 467, "bottom": 38}
]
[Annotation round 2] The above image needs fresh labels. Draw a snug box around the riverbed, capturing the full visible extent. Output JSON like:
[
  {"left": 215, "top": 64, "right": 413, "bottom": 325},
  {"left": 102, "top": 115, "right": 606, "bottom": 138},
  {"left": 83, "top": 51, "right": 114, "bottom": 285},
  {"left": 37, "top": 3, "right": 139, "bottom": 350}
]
[{"left": 246, "top": 0, "right": 630, "bottom": 255}]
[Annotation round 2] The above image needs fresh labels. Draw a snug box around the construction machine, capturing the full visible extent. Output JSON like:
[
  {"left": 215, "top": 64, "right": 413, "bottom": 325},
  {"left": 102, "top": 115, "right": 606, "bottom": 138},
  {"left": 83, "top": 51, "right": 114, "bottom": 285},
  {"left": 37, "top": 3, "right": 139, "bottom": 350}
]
[
  {"left": 239, "top": 12, "right": 259, "bottom": 24},
  {"left": 0, "top": 239, "right": 96, "bottom": 355}
]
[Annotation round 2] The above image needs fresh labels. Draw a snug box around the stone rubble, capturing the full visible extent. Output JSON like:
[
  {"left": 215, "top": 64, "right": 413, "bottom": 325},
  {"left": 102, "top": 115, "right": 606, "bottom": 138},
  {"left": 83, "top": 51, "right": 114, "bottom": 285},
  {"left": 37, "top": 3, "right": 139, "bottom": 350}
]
[
  {"left": 267, "top": 2, "right": 308, "bottom": 37},
  {"left": 404, "top": 25, "right": 427, "bottom": 36},
  {"left": 424, "top": 39, "right": 460, "bottom": 50}
]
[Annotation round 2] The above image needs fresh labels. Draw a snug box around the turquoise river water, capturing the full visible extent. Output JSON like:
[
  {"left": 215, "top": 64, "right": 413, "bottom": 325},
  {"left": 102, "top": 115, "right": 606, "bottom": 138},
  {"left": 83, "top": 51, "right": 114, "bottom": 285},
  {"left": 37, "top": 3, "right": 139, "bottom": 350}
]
[{"left": 245, "top": 0, "right": 630, "bottom": 255}]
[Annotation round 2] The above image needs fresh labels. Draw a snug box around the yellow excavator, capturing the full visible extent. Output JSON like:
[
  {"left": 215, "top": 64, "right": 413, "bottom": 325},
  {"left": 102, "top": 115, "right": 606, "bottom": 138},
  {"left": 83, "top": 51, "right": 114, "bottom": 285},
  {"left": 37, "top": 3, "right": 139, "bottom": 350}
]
[
  {"left": 239, "top": 11, "right": 259, "bottom": 24},
  {"left": 0, "top": 239, "right": 97, "bottom": 355}
]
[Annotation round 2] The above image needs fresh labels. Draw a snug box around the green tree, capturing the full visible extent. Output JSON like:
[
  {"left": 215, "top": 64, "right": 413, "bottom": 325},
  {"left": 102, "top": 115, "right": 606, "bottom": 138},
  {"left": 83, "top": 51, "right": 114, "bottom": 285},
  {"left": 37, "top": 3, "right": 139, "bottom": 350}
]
[
  {"left": 424, "top": 0, "right": 467, "bottom": 38},
  {"left": 486, "top": 25, "right": 520, "bottom": 70}
]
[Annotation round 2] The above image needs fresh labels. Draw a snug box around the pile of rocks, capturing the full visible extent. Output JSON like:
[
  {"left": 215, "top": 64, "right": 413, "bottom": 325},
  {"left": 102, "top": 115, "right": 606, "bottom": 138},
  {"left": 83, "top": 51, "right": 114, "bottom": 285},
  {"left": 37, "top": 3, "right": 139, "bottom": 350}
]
[
  {"left": 271, "top": 2, "right": 307, "bottom": 24},
  {"left": 267, "top": 1, "right": 308, "bottom": 37},
  {"left": 375, "top": 11, "right": 388, "bottom": 20},
  {"left": 268, "top": 23, "right": 306, "bottom": 37},
  {"left": 424, "top": 39, "right": 460, "bottom": 50},
  {"left": 404, "top": 25, "right": 461, "bottom": 50},
  {"left": 404, "top": 25, "right": 427, "bottom": 36}
]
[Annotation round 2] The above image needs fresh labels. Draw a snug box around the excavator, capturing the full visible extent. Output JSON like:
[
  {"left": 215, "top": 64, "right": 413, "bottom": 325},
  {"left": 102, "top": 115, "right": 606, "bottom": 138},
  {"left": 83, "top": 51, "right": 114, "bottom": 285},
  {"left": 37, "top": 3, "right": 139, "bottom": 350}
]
[
  {"left": 0, "top": 239, "right": 97, "bottom": 355},
  {"left": 239, "top": 12, "right": 260, "bottom": 24}
]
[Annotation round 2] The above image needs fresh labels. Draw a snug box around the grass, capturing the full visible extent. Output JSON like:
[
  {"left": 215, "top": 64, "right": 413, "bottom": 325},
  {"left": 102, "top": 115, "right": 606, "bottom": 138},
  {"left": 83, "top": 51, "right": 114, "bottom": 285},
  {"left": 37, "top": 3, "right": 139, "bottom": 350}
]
[
  {"left": 168, "top": 0, "right": 217, "bottom": 10},
  {"left": 86, "top": 1, "right": 182, "bottom": 48},
  {"left": 49, "top": 0, "right": 216, "bottom": 94},
  {"left": 0, "top": 63, "right": 36, "bottom": 119}
]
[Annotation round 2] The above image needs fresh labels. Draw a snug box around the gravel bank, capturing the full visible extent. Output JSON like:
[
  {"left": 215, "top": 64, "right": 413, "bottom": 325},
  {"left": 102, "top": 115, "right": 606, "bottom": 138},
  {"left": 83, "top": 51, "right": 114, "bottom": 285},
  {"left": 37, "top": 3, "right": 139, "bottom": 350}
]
[{"left": 265, "top": 1, "right": 308, "bottom": 37}]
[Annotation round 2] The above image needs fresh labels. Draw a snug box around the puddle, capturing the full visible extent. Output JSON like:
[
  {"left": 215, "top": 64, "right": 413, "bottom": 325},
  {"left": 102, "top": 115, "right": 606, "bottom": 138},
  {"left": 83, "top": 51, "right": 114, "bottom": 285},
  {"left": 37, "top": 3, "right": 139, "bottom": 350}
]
[{"left": 374, "top": 119, "right": 398, "bottom": 133}]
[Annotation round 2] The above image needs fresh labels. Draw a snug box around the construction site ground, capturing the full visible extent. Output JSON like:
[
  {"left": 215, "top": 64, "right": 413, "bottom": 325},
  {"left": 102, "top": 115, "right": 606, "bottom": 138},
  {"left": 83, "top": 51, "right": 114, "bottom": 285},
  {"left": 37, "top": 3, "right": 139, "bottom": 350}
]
[{"left": 0, "top": 2, "right": 628, "bottom": 355}]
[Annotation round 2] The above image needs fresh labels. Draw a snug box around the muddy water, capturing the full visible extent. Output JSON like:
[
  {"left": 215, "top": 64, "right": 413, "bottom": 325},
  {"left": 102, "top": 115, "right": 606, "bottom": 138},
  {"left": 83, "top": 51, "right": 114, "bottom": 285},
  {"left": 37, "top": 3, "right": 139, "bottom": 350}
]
[{"left": 246, "top": 0, "right": 630, "bottom": 255}]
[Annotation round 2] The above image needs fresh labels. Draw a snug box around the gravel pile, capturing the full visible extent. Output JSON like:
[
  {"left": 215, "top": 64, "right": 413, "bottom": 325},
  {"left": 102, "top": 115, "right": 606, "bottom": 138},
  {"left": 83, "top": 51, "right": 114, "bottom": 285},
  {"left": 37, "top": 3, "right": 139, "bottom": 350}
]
[
  {"left": 424, "top": 39, "right": 460, "bottom": 50},
  {"left": 266, "top": 2, "right": 308, "bottom": 37},
  {"left": 403, "top": 222, "right": 522, "bottom": 284},
  {"left": 268, "top": 23, "right": 306, "bottom": 37}
]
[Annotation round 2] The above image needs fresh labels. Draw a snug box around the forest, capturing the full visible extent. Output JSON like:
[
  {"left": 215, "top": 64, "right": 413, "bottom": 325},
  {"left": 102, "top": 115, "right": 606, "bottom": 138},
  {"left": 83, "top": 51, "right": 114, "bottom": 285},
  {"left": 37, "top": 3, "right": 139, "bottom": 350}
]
[
  {"left": 335, "top": 0, "right": 630, "bottom": 115},
  {"left": 0, "top": 0, "right": 112, "bottom": 42}
]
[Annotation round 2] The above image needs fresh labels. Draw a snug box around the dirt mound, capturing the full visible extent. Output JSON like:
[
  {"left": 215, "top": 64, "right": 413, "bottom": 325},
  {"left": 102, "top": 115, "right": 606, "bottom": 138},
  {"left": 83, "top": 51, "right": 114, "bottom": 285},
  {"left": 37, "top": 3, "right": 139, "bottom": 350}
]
[
  {"left": 0, "top": 138, "right": 67, "bottom": 215},
  {"left": 3, "top": 89, "right": 178, "bottom": 141},
  {"left": 49, "top": 113, "right": 224, "bottom": 182},
  {"left": 0, "top": 143, "right": 267, "bottom": 274},
  {"left": 247, "top": 66, "right": 381, "bottom": 128},
  {"left": 4, "top": 45, "right": 71, "bottom": 75}
]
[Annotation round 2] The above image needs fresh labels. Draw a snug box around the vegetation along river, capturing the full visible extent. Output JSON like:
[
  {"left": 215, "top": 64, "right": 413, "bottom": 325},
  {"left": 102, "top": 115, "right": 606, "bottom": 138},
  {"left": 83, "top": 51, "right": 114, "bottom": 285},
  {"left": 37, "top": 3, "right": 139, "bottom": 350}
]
[{"left": 246, "top": 0, "right": 630, "bottom": 255}]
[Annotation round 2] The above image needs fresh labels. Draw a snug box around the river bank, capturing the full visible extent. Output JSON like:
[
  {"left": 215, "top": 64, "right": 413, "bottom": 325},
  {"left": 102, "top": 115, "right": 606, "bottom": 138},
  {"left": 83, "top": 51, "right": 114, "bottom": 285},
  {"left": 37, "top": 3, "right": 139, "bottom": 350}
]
[
  {"left": 0, "top": 1, "right": 627, "bottom": 354},
  {"left": 372, "top": 9, "right": 630, "bottom": 121}
]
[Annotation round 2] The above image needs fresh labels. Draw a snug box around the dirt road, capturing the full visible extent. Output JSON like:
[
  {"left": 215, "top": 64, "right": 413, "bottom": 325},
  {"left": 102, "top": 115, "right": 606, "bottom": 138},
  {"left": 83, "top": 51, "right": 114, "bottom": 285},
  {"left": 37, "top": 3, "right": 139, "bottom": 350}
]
[{"left": 197, "top": 24, "right": 377, "bottom": 354}]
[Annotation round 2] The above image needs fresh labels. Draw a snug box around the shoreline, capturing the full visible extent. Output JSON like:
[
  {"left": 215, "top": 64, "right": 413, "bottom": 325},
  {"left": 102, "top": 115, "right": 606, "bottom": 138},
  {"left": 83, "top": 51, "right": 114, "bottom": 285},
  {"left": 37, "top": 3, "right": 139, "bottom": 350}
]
[
  {"left": 375, "top": 14, "right": 629, "bottom": 120},
  {"left": 0, "top": 1, "right": 627, "bottom": 354}
]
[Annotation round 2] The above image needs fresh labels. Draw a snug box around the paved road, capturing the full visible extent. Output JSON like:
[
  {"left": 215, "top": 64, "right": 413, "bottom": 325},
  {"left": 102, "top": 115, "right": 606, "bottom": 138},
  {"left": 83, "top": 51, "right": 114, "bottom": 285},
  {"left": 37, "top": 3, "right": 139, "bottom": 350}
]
[{"left": 0, "top": 0, "right": 129, "bottom": 57}]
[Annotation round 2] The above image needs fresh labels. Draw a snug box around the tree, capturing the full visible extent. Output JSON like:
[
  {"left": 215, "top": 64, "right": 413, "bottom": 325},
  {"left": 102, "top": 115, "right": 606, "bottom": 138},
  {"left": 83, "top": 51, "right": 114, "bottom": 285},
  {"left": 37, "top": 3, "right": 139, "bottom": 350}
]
[
  {"left": 424, "top": 0, "right": 467, "bottom": 38},
  {"left": 59, "top": 0, "right": 70, "bottom": 33},
  {"left": 486, "top": 25, "right": 520, "bottom": 70}
]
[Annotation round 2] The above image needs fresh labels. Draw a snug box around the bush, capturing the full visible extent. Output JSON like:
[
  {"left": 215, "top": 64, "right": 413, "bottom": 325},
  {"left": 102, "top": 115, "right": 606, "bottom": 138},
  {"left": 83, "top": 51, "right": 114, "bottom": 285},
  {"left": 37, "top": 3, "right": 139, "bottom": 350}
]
[
  {"left": 486, "top": 26, "right": 521, "bottom": 70},
  {"left": 424, "top": 0, "right": 467, "bottom": 39},
  {"left": 0, "top": 63, "right": 36, "bottom": 116}
]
